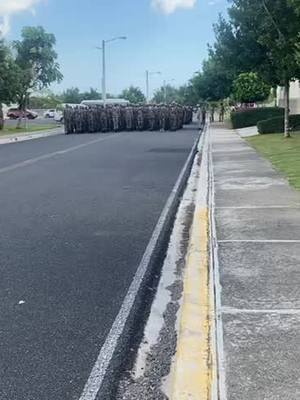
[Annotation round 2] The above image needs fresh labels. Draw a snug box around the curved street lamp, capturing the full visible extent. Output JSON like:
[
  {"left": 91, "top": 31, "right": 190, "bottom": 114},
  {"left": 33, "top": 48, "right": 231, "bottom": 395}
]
[{"left": 97, "top": 36, "right": 127, "bottom": 106}]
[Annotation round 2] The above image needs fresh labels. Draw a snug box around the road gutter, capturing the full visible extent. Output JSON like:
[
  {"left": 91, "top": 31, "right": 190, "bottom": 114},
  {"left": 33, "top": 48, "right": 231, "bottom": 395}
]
[
  {"left": 79, "top": 132, "right": 201, "bottom": 400},
  {"left": 171, "top": 124, "right": 219, "bottom": 400}
]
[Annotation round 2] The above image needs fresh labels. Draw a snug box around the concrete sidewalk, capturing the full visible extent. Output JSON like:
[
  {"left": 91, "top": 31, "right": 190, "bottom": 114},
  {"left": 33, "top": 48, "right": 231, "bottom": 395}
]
[
  {"left": 211, "top": 123, "right": 300, "bottom": 400},
  {"left": 0, "top": 126, "right": 63, "bottom": 145}
]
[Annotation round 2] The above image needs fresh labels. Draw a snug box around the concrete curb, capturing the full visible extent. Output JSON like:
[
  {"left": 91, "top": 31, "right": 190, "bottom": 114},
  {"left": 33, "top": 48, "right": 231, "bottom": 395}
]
[
  {"left": 171, "top": 125, "right": 217, "bottom": 399},
  {"left": 0, "top": 127, "right": 63, "bottom": 145},
  {"left": 78, "top": 129, "right": 202, "bottom": 400}
]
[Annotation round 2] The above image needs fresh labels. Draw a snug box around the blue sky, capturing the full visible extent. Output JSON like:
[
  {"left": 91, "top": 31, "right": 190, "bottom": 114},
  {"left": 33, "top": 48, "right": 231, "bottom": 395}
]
[{"left": 2, "top": 0, "right": 227, "bottom": 96}]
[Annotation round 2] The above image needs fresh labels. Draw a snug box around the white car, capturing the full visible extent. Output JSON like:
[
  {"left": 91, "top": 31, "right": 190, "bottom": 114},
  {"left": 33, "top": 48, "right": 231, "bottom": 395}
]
[
  {"left": 54, "top": 110, "right": 64, "bottom": 123},
  {"left": 44, "top": 109, "right": 55, "bottom": 118}
]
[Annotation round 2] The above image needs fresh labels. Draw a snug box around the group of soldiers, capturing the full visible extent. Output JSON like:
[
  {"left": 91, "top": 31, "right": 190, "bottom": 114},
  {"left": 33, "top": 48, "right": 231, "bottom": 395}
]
[{"left": 64, "top": 104, "right": 193, "bottom": 134}]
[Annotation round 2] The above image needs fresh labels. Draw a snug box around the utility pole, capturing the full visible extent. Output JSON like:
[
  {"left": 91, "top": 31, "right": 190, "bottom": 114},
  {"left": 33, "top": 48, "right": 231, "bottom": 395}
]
[
  {"left": 102, "top": 40, "right": 106, "bottom": 106},
  {"left": 96, "top": 36, "right": 127, "bottom": 107}
]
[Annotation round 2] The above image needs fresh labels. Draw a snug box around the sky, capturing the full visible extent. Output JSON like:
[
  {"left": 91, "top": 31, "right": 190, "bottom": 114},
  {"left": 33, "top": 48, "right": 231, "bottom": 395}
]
[{"left": 0, "top": 0, "right": 228, "bottom": 96}]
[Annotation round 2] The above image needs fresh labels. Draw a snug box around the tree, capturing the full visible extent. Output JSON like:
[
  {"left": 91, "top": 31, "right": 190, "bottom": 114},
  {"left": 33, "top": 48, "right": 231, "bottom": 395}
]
[
  {"left": 81, "top": 87, "right": 101, "bottom": 101},
  {"left": 13, "top": 26, "right": 62, "bottom": 117},
  {"left": 226, "top": 0, "right": 300, "bottom": 137},
  {"left": 0, "top": 40, "right": 22, "bottom": 129},
  {"left": 28, "top": 92, "right": 62, "bottom": 109},
  {"left": 289, "top": 1, "right": 300, "bottom": 63},
  {"left": 61, "top": 87, "right": 83, "bottom": 104},
  {"left": 152, "top": 84, "right": 178, "bottom": 104},
  {"left": 289, "top": 0, "right": 300, "bottom": 13},
  {"left": 61, "top": 87, "right": 115, "bottom": 104},
  {"left": 233, "top": 72, "right": 271, "bottom": 104},
  {"left": 120, "top": 86, "right": 145, "bottom": 104},
  {"left": 193, "top": 58, "right": 233, "bottom": 102},
  {"left": 175, "top": 84, "right": 199, "bottom": 105}
]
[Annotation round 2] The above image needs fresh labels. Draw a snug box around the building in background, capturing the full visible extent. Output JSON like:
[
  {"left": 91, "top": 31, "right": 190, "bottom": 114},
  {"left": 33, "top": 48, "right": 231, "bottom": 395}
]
[{"left": 277, "top": 80, "right": 300, "bottom": 114}]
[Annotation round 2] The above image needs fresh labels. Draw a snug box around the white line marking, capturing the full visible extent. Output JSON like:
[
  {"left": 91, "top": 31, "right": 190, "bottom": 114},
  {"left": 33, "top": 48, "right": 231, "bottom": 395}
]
[
  {"left": 0, "top": 134, "right": 118, "bottom": 175},
  {"left": 218, "top": 240, "right": 300, "bottom": 243},
  {"left": 78, "top": 136, "right": 200, "bottom": 400},
  {"left": 208, "top": 124, "right": 228, "bottom": 400},
  {"left": 222, "top": 307, "right": 300, "bottom": 315}
]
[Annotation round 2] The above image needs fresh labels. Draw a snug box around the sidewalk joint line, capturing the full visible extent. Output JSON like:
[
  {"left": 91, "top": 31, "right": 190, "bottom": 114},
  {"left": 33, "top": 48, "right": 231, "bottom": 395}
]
[
  {"left": 222, "top": 307, "right": 300, "bottom": 315},
  {"left": 218, "top": 240, "right": 300, "bottom": 243},
  {"left": 216, "top": 206, "right": 300, "bottom": 209}
]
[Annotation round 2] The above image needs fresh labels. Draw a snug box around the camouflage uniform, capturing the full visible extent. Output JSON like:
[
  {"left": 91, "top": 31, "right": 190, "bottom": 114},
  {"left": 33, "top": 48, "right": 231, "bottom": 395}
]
[
  {"left": 107, "top": 106, "right": 113, "bottom": 131},
  {"left": 64, "top": 104, "right": 194, "bottom": 135},
  {"left": 169, "top": 105, "right": 177, "bottom": 131},
  {"left": 64, "top": 106, "right": 71, "bottom": 134},
  {"left": 88, "top": 108, "right": 95, "bottom": 133},
  {"left": 112, "top": 106, "right": 120, "bottom": 132},
  {"left": 148, "top": 106, "right": 155, "bottom": 131},
  {"left": 125, "top": 106, "right": 133, "bottom": 131},
  {"left": 137, "top": 107, "right": 144, "bottom": 131},
  {"left": 100, "top": 107, "right": 108, "bottom": 132}
]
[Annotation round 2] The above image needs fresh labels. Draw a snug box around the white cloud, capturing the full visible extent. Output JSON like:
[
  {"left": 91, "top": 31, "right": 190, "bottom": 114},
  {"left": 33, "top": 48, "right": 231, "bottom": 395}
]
[
  {"left": 152, "top": 0, "right": 197, "bottom": 14},
  {"left": 0, "top": 0, "right": 42, "bottom": 36}
]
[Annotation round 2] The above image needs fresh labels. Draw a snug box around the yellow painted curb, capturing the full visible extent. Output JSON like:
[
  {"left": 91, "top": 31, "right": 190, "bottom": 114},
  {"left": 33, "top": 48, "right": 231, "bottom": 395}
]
[{"left": 171, "top": 206, "right": 215, "bottom": 399}]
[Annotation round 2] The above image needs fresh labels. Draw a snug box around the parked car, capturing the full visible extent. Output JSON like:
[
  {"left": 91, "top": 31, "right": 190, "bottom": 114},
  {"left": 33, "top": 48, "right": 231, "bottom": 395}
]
[
  {"left": 7, "top": 108, "right": 38, "bottom": 120},
  {"left": 44, "top": 109, "right": 55, "bottom": 118},
  {"left": 54, "top": 109, "right": 64, "bottom": 123}
]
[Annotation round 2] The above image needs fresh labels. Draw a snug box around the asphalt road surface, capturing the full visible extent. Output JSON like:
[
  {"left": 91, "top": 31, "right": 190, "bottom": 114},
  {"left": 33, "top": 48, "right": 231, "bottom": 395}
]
[{"left": 0, "top": 127, "right": 198, "bottom": 400}]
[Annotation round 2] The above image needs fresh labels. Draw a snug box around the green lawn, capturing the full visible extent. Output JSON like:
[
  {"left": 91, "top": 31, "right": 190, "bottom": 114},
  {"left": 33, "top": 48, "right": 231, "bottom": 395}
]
[
  {"left": 0, "top": 124, "right": 58, "bottom": 137},
  {"left": 247, "top": 133, "right": 300, "bottom": 190}
]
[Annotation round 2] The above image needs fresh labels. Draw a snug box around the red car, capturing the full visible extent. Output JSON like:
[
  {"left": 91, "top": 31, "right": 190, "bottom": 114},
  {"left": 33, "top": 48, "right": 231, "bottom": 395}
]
[{"left": 7, "top": 108, "right": 38, "bottom": 120}]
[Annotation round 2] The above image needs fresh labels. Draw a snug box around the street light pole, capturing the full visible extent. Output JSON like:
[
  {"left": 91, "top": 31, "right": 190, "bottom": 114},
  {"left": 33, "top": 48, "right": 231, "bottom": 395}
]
[
  {"left": 97, "top": 36, "right": 127, "bottom": 107},
  {"left": 102, "top": 40, "right": 106, "bottom": 106}
]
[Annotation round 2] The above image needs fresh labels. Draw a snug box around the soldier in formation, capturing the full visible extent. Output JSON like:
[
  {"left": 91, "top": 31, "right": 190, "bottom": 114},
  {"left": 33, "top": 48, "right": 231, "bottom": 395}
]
[{"left": 64, "top": 104, "right": 193, "bottom": 134}]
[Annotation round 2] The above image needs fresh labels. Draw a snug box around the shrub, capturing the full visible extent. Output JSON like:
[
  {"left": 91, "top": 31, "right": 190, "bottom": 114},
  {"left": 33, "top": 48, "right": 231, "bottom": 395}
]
[
  {"left": 233, "top": 72, "right": 271, "bottom": 104},
  {"left": 230, "top": 107, "right": 284, "bottom": 129},
  {"left": 257, "top": 114, "right": 300, "bottom": 134}
]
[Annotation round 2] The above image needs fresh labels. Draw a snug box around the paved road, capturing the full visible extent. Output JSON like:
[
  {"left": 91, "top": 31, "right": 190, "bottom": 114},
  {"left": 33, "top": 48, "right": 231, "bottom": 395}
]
[{"left": 0, "top": 127, "right": 198, "bottom": 400}]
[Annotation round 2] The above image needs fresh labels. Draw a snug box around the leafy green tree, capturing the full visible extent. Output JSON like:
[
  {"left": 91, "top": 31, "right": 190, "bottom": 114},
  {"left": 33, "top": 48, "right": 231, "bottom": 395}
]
[
  {"left": 289, "top": 0, "right": 300, "bottom": 63},
  {"left": 152, "top": 85, "right": 178, "bottom": 104},
  {"left": 0, "top": 40, "right": 22, "bottom": 129},
  {"left": 81, "top": 88, "right": 102, "bottom": 101},
  {"left": 233, "top": 72, "right": 271, "bottom": 104},
  {"left": 13, "top": 26, "right": 63, "bottom": 116},
  {"left": 60, "top": 87, "right": 82, "bottom": 104},
  {"left": 120, "top": 86, "right": 145, "bottom": 104},
  {"left": 176, "top": 84, "right": 199, "bottom": 105},
  {"left": 226, "top": 0, "right": 300, "bottom": 137},
  {"left": 289, "top": 0, "right": 300, "bottom": 13},
  {"left": 28, "top": 92, "right": 62, "bottom": 109},
  {"left": 193, "top": 58, "right": 233, "bottom": 102},
  {"left": 61, "top": 87, "right": 115, "bottom": 104}
]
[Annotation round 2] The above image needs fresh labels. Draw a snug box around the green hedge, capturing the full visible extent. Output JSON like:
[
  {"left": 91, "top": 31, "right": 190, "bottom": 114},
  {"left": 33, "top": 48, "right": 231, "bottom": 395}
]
[
  {"left": 230, "top": 107, "right": 284, "bottom": 129},
  {"left": 257, "top": 114, "right": 300, "bottom": 134}
]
